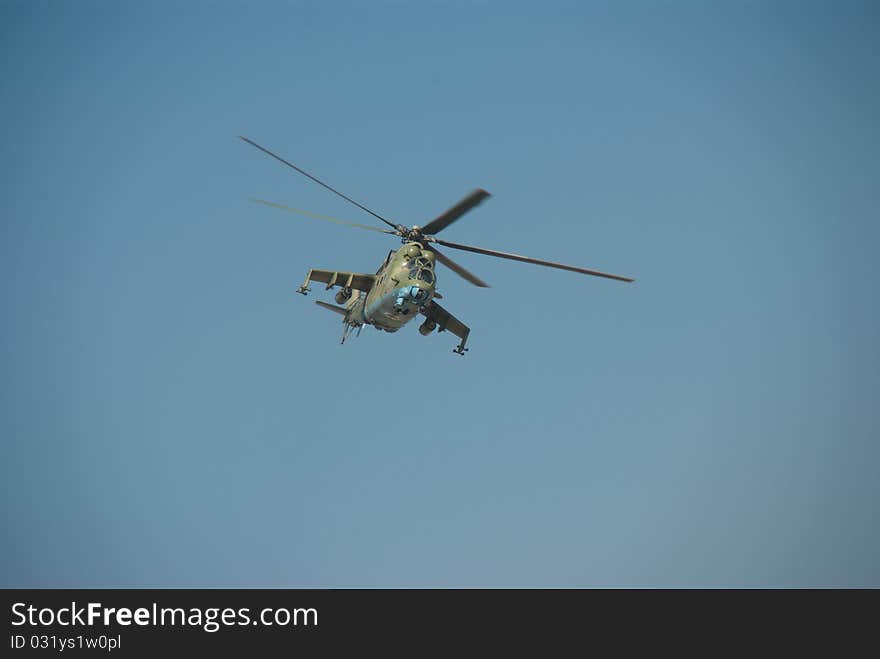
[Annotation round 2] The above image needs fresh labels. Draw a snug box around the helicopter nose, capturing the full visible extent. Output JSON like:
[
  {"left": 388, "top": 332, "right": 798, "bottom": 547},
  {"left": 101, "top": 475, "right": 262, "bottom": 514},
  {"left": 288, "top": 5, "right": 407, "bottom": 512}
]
[
  {"left": 410, "top": 285, "right": 427, "bottom": 302},
  {"left": 396, "top": 285, "right": 429, "bottom": 306},
  {"left": 403, "top": 285, "right": 425, "bottom": 302}
]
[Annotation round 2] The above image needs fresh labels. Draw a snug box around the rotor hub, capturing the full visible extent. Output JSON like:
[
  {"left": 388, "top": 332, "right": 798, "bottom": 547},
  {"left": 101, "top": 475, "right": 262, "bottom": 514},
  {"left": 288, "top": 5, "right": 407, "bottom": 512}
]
[{"left": 399, "top": 225, "right": 429, "bottom": 244}]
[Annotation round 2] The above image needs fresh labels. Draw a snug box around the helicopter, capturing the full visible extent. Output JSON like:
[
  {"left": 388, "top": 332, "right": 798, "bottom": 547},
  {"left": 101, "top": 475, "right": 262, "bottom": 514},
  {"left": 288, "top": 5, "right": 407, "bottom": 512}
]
[{"left": 240, "top": 136, "right": 634, "bottom": 355}]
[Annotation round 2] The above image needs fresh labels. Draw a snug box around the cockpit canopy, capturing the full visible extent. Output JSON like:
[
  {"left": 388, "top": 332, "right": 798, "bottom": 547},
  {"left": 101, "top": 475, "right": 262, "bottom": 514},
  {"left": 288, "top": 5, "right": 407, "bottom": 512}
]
[
  {"left": 407, "top": 255, "right": 435, "bottom": 284},
  {"left": 399, "top": 247, "right": 436, "bottom": 285}
]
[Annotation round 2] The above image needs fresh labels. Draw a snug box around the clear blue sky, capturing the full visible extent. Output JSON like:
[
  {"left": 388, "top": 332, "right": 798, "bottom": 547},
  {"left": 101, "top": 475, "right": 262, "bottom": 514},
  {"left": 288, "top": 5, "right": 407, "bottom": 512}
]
[{"left": 2, "top": 0, "right": 878, "bottom": 587}]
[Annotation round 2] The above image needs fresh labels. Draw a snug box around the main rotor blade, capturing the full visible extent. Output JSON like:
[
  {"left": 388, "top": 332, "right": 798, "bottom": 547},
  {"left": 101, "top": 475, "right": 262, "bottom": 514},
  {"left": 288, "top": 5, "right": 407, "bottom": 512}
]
[
  {"left": 421, "top": 189, "right": 491, "bottom": 236},
  {"left": 428, "top": 245, "right": 490, "bottom": 288},
  {"left": 240, "top": 136, "right": 401, "bottom": 231},
  {"left": 250, "top": 199, "right": 397, "bottom": 234},
  {"left": 431, "top": 238, "right": 635, "bottom": 283}
]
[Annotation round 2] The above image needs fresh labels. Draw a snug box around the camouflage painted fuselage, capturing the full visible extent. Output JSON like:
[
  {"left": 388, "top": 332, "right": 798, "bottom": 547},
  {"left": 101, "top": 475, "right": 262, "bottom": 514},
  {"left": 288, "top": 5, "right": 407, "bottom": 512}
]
[
  {"left": 299, "top": 241, "right": 469, "bottom": 353},
  {"left": 358, "top": 242, "right": 436, "bottom": 331}
]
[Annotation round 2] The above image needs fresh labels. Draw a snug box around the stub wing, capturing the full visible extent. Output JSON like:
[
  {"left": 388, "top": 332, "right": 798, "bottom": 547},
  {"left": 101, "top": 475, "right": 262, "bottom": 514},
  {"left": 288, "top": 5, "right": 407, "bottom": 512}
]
[
  {"left": 297, "top": 269, "right": 376, "bottom": 294},
  {"left": 421, "top": 300, "right": 470, "bottom": 355},
  {"left": 308, "top": 269, "right": 375, "bottom": 292}
]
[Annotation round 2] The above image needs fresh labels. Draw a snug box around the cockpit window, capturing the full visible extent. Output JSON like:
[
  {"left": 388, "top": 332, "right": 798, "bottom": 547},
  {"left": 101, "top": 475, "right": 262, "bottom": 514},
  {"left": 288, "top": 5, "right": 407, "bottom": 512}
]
[{"left": 418, "top": 269, "right": 434, "bottom": 284}]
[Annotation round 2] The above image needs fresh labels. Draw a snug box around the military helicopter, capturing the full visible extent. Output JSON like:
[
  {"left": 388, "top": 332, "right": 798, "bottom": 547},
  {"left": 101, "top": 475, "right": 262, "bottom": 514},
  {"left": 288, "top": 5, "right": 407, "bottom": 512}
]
[{"left": 241, "top": 136, "right": 634, "bottom": 355}]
